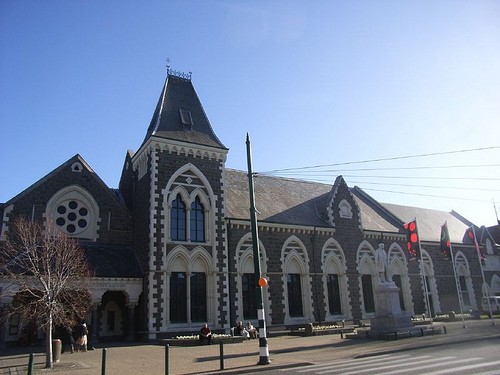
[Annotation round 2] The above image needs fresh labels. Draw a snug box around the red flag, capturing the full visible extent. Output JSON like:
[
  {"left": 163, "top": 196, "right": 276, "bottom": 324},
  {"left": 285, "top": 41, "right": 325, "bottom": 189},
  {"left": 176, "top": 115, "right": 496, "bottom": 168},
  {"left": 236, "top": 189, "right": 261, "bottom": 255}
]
[
  {"left": 440, "top": 222, "right": 451, "bottom": 260},
  {"left": 404, "top": 219, "right": 420, "bottom": 261},
  {"left": 466, "top": 226, "right": 486, "bottom": 260}
]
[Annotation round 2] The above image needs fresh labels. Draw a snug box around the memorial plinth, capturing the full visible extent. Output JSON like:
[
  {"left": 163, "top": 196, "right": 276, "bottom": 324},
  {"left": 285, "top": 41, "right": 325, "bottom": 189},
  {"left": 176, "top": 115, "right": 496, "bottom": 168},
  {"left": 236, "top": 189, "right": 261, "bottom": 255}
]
[{"left": 370, "top": 281, "right": 414, "bottom": 335}]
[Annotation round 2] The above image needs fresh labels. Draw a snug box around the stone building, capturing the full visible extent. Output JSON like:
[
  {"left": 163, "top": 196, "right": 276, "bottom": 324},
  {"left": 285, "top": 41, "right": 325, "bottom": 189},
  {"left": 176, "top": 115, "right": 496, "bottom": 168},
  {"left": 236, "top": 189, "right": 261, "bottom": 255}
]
[{"left": 1, "top": 70, "right": 499, "bottom": 344}]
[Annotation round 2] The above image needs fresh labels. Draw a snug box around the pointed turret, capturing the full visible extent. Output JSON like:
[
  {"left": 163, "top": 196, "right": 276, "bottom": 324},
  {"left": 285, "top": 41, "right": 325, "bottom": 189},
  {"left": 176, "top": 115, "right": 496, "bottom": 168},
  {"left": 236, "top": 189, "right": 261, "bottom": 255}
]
[{"left": 142, "top": 71, "right": 226, "bottom": 149}]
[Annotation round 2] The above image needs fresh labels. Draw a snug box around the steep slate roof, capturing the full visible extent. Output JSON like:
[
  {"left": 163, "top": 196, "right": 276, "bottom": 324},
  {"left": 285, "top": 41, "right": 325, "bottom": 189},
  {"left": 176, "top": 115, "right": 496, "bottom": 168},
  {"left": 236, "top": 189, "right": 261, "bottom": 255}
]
[
  {"left": 142, "top": 73, "right": 226, "bottom": 149},
  {"left": 3, "top": 155, "right": 130, "bottom": 214},
  {"left": 225, "top": 169, "right": 331, "bottom": 227},
  {"left": 487, "top": 224, "right": 500, "bottom": 245},
  {"left": 81, "top": 242, "right": 143, "bottom": 278},
  {"left": 352, "top": 193, "right": 401, "bottom": 233},
  {"left": 225, "top": 169, "right": 472, "bottom": 243},
  {"left": 380, "top": 203, "right": 470, "bottom": 243}
]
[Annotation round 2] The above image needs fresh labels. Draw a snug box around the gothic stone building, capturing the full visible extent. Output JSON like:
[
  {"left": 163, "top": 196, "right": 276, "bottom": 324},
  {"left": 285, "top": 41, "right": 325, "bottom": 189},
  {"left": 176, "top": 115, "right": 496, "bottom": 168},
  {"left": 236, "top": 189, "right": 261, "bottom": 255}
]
[{"left": 1, "top": 71, "right": 500, "bottom": 344}]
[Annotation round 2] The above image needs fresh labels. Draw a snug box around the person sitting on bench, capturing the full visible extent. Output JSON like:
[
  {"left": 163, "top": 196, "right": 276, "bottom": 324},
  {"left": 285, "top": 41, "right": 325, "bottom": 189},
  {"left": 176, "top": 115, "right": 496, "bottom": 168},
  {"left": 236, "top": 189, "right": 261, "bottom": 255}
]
[{"left": 199, "top": 323, "right": 212, "bottom": 345}]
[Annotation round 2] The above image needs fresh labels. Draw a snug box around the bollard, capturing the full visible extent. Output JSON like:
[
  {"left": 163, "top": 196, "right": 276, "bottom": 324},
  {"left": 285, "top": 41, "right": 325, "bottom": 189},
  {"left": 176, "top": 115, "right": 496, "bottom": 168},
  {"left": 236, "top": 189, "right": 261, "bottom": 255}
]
[
  {"left": 165, "top": 343, "right": 169, "bottom": 375},
  {"left": 420, "top": 327, "right": 424, "bottom": 337},
  {"left": 27, "top": 353, "right": 34, "bottom": 375},
  {"left": 220, "top": 342, "right": 224, "bottom": 370},
  {"left": 340, "top": 330, "right": 343, "bottom": 339},
  {"left": 101, "top": 348, "right": 107, "bottom": 375},
  {"left": 443, "top": 325, "right": 447, "bottom": 334}
]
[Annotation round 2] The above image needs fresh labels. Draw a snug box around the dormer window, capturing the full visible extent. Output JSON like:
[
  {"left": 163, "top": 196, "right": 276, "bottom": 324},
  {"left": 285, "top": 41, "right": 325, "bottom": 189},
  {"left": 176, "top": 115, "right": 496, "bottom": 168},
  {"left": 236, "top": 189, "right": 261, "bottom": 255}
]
[{"left": 179, "top": 109, "right": 193, "bottom": 129}]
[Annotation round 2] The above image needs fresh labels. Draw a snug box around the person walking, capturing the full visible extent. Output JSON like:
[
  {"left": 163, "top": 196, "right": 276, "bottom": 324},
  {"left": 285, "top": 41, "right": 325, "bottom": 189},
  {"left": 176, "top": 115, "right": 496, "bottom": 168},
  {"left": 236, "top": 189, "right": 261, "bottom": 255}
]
[
  {"left": 62, "top": 325, "right": 75, "bottom": 353},
  {"left": 75, "top": 320, "right": 88, "bottom": 352}
]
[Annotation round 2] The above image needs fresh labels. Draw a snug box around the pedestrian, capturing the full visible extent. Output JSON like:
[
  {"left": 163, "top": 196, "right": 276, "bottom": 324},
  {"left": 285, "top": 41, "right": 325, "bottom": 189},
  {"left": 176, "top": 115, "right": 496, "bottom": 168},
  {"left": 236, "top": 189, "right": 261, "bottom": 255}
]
[
  {"left": 63, "top": 325, "right": 75, "bottom": 353},
  {"left": 86, "top": 323, "right": 95, "bottom": 350},
  {"left": 75, "top": 320, "right": 88, "bottom": 352},
  {"left": 199, "top": 323, "right": 212, "bottom": 345}
]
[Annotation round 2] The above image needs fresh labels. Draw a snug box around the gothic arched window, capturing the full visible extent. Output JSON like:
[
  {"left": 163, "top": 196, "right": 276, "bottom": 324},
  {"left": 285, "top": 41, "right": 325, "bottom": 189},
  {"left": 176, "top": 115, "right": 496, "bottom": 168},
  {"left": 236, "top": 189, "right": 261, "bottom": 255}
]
[
  {"left": 171, "top": 195, "right": 186, "bottom": 241},
  {"left": 190, "top": 197, "right": 205, "bottom": 242}
]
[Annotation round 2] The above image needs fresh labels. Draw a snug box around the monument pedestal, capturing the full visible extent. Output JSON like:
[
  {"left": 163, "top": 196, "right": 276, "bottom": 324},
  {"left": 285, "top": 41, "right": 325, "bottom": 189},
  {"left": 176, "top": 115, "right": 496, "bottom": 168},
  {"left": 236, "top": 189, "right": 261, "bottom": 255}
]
[{"left": 370, "top": 281, "right": 413, "bottom": 334}]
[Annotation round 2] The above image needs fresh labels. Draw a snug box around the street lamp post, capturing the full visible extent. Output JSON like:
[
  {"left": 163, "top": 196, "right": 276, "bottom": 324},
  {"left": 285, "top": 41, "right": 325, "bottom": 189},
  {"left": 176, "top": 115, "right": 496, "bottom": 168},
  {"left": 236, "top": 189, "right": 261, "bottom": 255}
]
[{"left": 246, "top": 134, "right": 271, "bottom": 365}]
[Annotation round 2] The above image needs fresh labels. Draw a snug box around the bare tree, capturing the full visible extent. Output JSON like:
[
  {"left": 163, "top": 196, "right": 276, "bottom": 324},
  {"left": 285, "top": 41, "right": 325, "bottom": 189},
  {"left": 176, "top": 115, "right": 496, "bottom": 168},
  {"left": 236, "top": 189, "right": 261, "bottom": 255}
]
[{"left": 0, "top": 217, "right": 93, "bottom": 368}]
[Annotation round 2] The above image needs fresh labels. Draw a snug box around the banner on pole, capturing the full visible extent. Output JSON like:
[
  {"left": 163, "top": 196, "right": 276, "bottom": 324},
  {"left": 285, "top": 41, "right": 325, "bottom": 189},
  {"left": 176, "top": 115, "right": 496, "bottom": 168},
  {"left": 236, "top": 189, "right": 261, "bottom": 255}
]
[
  {"left": 466, "top": 227, "right": 486, "bottom": 261},
  {"left": 404, "top": 219, "right": 420, "bottom": 261},
  {"left": 440, "top": 222, "right": 451, "bottom": 260}
]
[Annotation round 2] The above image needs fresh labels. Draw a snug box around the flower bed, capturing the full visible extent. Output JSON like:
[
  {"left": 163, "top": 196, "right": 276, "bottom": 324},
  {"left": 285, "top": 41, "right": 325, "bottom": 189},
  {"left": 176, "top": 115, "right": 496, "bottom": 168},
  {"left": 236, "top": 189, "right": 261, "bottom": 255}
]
[
  {"left": 161, "top": 334, "right": 245, "bottom": 347},
  {"left": 290, "top": 324, "right": 354, "bottom": 337}
]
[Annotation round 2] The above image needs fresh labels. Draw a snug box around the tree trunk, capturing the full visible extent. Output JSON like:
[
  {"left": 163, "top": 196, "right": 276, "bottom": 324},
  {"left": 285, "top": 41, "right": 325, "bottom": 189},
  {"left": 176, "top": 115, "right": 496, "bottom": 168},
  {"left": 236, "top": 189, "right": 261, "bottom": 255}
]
[{"left": 45, "top": 312, "right": 53, "bottom": 368}]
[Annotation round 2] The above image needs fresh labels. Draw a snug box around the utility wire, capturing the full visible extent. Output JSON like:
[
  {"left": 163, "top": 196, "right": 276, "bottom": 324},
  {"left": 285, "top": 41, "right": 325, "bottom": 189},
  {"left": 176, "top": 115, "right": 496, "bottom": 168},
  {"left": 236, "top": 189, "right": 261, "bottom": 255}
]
[
  {"left": 256, "top": 146, "right": 500, "bottom": 206},
  {"left": 261, "top": 173, "right": 500, "bottom": 181},
  {"left": 361, "top": 188, "right": 495, "bottom": 203},
  {"left": 259, "top": 146, "right": 500, "bottom": 174},
  {"left": 342, "top": 175, "right": 500, "bottom": 181},
  {"left": 266, "top": 163, "right": 500, "bottom": 175},
  {"left": 348, "top": 181, "right": 500, "bottom": 193}
]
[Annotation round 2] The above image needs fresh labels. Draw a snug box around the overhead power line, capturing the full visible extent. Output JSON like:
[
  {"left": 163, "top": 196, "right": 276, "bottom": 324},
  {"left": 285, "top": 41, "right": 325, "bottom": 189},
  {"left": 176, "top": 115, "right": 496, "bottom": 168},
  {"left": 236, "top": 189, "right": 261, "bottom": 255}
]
[
  {"left": 256, "top": 146, "right": 500, "bottom": 207},
  {"left": 342, "top": 175, "right": 500, "bottom": 181},
  {"left": 361, "top": 188, "right": 496, "bottom": 203},
  {"left": 348, "top": 181, "right": 500, "bottom": 193},
  {"left": 259, "top": 146, "right": 500, "bottom": 174},
  {"left": 267, "top": 163, "right": 500, "bottom": 176}
]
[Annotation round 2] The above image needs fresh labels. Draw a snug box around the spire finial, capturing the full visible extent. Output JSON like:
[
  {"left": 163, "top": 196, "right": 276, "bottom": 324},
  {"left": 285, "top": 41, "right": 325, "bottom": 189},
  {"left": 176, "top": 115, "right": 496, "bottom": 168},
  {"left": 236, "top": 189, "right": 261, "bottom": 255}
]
[{"left": 166, "top": 58, "right": 171, "bottom": 75}]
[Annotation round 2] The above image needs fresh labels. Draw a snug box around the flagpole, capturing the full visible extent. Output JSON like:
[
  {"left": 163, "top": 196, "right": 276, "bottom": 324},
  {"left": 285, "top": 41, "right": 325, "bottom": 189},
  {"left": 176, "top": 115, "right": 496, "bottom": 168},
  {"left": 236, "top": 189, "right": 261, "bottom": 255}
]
[
  {"left": 416, "top": 218, "right": 433, "bottom": 325},
  {"left": 493, "top": 199, "right": 499, "bottom": 225},
  {"left": 471, "top": 226, "right": 495, "bottom": 325},
  {"left": 447, "top": 222, "right": 466, "bottom": 328}
]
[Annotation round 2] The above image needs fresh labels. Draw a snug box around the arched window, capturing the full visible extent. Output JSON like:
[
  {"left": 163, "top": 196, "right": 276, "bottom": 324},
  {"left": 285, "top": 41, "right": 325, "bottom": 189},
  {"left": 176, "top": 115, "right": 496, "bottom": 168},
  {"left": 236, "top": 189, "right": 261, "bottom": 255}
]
[
  {"left": 322, "top": 238, "right": 350, "bottom": 318},
  {"left": 357, "top": 241, "right": 376, "bottom": 316},
  {"left": 170, "top": 272, "right": 187, "bottom": 322},
  {"left": 455, "top": 251, "right": 476, "bottom": 309},
  {"left": 234, "top": 233, "right": 271, "bottom": 324},
  {"left": 421, "top": 250, "right": 441, "bottom": 316},
  {"left": 190, "top": 197, "right": 205, "bottom": 242},
  {"left": 287, "top": 259, "right": 304, "bottom": 317},
  {"left": 388, "top": 243, "right": 413, "bottom": 313},
  {"left": 281, "top": 236, "right": 313, "bottom": 324},
  {"left": 190, "top": 271, "right": 207, "bottom": 322},
  {"left": 166, "top": 247, "right": 212, "bottom": 325},
  {"left": 171, "top": 195, "right": 186, "bottom": 241}
]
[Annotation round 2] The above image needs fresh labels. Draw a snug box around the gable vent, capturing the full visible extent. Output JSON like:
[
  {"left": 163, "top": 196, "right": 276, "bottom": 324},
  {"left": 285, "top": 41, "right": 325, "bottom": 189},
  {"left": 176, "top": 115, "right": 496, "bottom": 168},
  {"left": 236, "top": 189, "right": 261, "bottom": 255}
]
[
  {"left": 71, "top": 162, "right": 83, "bottom": 172},
  {"left": 179, "top": 109, "right": 194, "bottom": 129}
]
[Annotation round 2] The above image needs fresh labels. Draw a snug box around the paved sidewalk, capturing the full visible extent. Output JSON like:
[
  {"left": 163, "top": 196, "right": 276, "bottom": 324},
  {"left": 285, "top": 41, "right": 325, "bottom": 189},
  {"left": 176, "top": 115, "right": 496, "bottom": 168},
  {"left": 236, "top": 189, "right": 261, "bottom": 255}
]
[{"left": 1, "top": 319, "right": 498, "bottom": 374}]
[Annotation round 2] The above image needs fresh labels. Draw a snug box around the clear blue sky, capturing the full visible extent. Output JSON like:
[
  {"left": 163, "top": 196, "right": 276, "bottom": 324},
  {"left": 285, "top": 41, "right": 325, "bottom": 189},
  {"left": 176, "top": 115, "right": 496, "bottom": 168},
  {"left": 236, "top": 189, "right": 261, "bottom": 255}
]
[{"left": 1, "top": 1, "right": 500, "bottom": 228}]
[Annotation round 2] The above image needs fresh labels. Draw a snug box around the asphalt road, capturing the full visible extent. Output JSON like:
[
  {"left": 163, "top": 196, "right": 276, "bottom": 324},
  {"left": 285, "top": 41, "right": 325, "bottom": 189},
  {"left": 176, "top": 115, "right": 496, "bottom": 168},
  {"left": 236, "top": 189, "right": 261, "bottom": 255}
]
[{"left": 259, "top": 336, "right": 500, "bottom": 375}]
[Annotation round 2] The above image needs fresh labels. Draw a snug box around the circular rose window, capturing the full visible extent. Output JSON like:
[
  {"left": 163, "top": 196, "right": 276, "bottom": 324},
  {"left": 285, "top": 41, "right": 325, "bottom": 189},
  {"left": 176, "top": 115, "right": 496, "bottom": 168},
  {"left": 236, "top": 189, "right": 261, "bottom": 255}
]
[{"left": 54, "top": 200, "right": 89, "bottom": 235}]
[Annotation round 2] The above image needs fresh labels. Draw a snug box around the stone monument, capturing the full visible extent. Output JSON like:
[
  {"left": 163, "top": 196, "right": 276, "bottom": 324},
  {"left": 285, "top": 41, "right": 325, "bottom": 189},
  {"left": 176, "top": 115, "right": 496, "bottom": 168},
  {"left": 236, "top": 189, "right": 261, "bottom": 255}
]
[{"left": 370, "top": 243, "right": 414, "bottom": 335}]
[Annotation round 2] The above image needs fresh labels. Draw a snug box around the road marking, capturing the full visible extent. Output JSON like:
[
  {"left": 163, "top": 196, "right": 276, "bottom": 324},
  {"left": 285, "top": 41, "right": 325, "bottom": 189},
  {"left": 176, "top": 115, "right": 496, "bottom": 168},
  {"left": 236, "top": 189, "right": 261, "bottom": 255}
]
[
  {"left": 467, "top": 370, "right": 500, "bottom": 375},
  {"left": 282, "top": 353, "right": 500, "bottom": 375},
  {"left": 316, "top": 355, "right": 432, "bottom": 374},
  {"left": 279, "top": 354, "right": 404, "bottom": 373},
  {"left": 379, "top": 357, "right": 480, "bottom": 375},
  {"left": 423, "top": 359, "right": 500, "bottom": 375}
]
